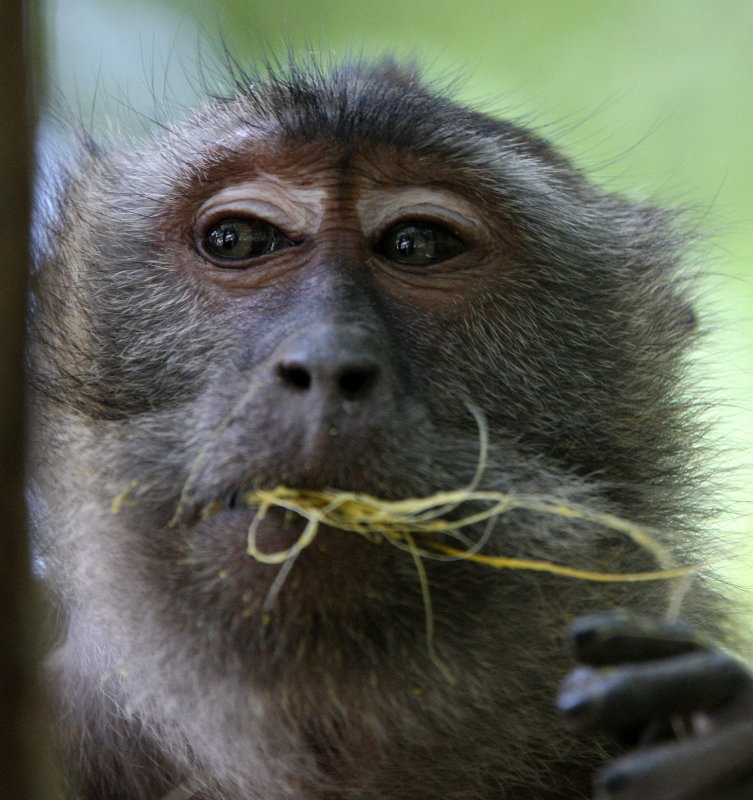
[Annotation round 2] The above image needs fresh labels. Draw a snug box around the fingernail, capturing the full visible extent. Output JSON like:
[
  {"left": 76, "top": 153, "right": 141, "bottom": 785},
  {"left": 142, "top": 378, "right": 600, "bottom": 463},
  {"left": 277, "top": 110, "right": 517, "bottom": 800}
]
[{"left": 556, "top": 690, "right": 591, "bottom": 719}]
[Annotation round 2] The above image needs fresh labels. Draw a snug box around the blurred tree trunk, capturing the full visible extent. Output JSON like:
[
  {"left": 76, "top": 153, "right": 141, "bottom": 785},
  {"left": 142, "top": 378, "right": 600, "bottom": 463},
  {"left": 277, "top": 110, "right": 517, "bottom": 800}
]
[{"left": 0, "top": 0, "right": 61, "bottom": 797}]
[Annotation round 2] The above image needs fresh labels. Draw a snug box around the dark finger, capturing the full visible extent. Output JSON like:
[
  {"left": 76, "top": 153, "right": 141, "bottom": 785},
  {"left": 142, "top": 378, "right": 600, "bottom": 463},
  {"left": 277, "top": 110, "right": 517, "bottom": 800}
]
[
  {"left": 568, "top": 612, "right": 710, "bottom": 666},
  {"left": 558, "top": 650, "right": 749, "bottom": 734},
  {"left": 593, "top": 720, "right": 753, "bottom": 800},
  {"left": 701, "top": 776, "right": 753, "bottom": 800}
]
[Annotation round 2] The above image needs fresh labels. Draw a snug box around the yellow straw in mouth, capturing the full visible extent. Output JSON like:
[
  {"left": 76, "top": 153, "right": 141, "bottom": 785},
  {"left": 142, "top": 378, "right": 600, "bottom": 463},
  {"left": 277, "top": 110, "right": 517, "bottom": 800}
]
[{"left": 242, "top": 485, "right": 695, "bottom": 584}]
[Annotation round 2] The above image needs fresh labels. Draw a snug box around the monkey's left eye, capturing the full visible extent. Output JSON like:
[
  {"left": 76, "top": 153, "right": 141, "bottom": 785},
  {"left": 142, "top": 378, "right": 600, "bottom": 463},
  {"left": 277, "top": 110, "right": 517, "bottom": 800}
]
[
  {"left": 376, "top": 222, "right": 466, "bottom": 267},
  {"left": 201, "top": 217, "right": 294, "bottom": 264}
]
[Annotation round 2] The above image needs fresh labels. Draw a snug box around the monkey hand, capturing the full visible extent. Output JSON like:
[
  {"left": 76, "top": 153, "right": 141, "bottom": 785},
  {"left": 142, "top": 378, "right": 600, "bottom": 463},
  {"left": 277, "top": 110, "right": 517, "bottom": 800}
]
[{"left": 557, "top": 611, "right": 753, "bottom": 800}]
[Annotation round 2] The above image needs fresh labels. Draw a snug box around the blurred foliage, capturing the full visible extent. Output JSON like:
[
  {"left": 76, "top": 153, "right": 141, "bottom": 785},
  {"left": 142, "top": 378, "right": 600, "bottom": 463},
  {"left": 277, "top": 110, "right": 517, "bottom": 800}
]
[{"left": 43, "top": 0, "right": 753, "bottom": 585}]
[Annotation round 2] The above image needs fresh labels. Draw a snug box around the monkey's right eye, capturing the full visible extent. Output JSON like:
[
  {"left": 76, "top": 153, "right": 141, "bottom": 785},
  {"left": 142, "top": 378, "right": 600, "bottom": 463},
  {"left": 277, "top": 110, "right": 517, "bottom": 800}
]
[
  {"left": 376, "top": 221, "right": 466, "bottom": 267},
  {"left": 201, "top": 218, "right": 294, "bottom": 264}
]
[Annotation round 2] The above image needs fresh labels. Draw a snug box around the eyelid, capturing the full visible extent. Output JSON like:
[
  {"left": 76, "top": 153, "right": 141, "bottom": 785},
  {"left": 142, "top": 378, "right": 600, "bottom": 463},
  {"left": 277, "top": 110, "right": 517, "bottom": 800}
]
[
  {"left": 196, "top": 180, "right": 327, "bottom": 237},
  {"left": 357, "top": 189, "right": 483, "bottom": 242},
  {"left": 376, "top": 205, "right": 473, "bottom": 235},
  {"left": 196, "top": 200, "right": 301, "bottom": 239}
]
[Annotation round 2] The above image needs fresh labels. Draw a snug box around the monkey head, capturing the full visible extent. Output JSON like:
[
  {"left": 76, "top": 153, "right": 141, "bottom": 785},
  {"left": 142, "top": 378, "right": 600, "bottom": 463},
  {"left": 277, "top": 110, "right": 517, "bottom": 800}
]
[{"left": 29, "top": 60, "right": 711, "bottom": 800}]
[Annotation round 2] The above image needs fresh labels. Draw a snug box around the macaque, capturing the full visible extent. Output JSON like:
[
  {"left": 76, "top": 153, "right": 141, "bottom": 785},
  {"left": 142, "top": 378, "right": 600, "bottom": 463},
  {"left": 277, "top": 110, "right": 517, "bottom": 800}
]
[{"left": 28, "top": 58, "right": 753, "bottom": 799}]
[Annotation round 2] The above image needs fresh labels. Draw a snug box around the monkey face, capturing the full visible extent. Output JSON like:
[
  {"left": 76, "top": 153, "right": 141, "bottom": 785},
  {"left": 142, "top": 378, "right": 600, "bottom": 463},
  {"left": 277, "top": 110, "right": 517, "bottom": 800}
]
[{"left": 32, "top": 66, "right": 693, "bottom": 669}]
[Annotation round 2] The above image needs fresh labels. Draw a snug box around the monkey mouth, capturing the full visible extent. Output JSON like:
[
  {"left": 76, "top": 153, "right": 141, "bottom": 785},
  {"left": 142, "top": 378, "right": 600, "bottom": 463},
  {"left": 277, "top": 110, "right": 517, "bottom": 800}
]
[
  {"left": 194, "top": 489, "right": 307, "bottom": 556},
  {"left": 197, "top": 486, "right": 385, "bottom": 572}
]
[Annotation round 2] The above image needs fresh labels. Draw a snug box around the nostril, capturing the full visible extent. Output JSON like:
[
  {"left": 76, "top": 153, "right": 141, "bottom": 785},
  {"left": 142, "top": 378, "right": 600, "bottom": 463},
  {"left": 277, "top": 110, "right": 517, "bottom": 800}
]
[
  {"left": 276, "top": 353, "right": 381, "bottom": 400},
  {"left": 337, "top": 364, "right": 379, "bottom": 400},
  {"left": 277, "top": 362, "right": 312, "bottom": 391}
]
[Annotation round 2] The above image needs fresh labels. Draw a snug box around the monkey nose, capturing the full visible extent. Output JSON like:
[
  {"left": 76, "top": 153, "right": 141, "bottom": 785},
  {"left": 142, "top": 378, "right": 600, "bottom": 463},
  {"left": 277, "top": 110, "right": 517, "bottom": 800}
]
[
  {"left": 276, "top": 357, "right": 380, "bottom": 402},
  {"left": 272, "top": 324, "right": 385, "bottom": 404}
]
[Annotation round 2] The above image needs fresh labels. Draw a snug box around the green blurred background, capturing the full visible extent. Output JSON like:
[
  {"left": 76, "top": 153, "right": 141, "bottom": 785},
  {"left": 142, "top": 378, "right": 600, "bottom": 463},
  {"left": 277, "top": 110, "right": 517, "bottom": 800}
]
[{"left": 41, "top": 0, "right": 753, "bottom": 587}]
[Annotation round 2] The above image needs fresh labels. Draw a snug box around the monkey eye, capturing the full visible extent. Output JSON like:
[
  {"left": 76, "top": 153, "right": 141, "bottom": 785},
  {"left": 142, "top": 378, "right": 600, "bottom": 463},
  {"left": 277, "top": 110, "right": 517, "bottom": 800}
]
[
  {"left": 201, "top": 217, "right": 295, "bottom": 264},
  {"left": 376, "top": 221, "right": 466, "bottom": 266}
]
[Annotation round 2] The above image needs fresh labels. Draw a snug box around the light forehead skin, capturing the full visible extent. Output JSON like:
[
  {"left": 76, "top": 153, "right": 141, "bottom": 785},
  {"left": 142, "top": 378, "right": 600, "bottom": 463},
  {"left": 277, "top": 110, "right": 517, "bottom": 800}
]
[
  {"left": 191, "top": 135, "right": 490, "bottom": 239},
  {"left": 197, "top": 179, "right": 485, "bottom": 240},
  {"left": 197, "top": 177, "right": 330, "bottom": 238}
]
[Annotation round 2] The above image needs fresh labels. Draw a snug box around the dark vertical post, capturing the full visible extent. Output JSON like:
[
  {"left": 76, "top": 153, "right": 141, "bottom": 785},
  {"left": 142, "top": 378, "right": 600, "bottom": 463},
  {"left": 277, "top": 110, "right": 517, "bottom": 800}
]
[{"left": 0, "top": 0, "right": 61, "bottom": 796}]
